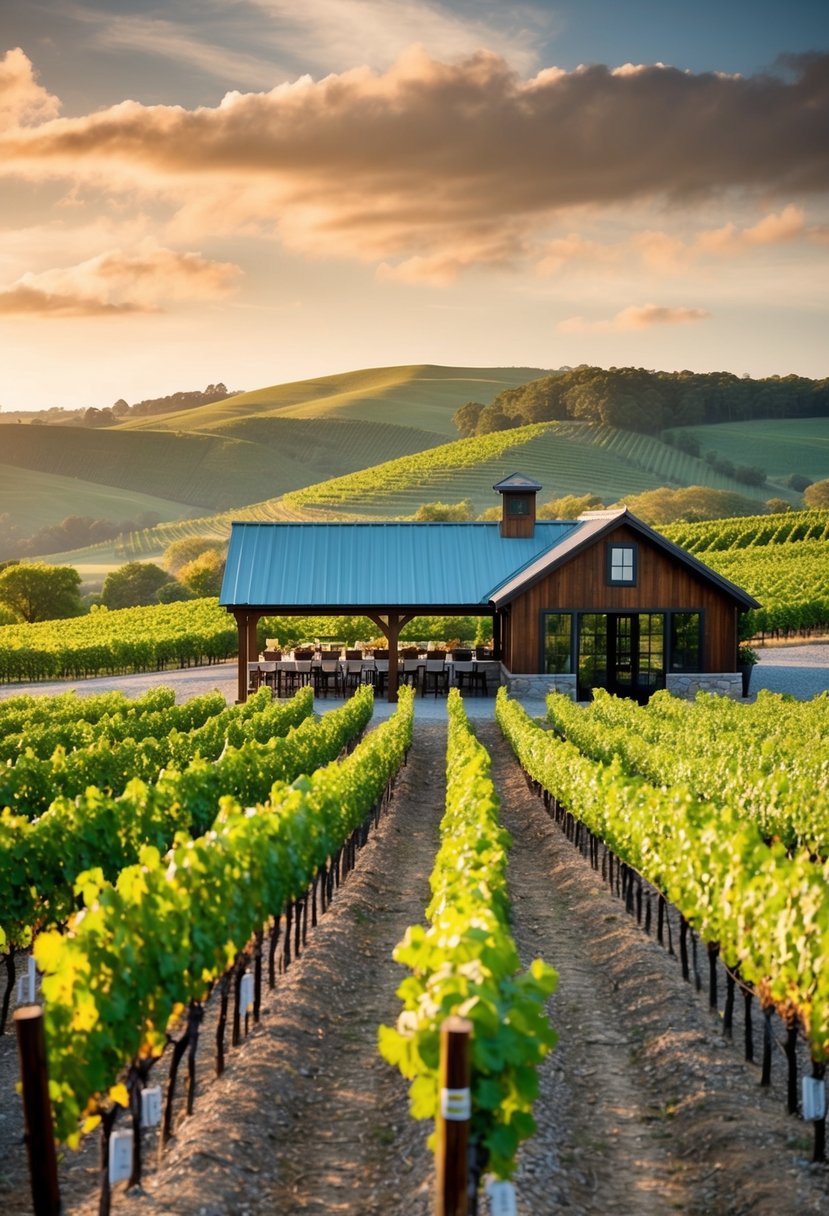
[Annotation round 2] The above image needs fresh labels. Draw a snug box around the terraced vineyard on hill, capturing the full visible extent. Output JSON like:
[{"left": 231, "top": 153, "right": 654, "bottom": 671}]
[{"left": 284, "top": 421, "right": 785, "bottom": 517}]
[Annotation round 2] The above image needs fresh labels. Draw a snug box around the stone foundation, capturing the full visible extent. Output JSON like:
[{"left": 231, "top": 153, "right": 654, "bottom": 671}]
[
  {"left": 665, "top": 672, "right": 743, "bottom": 700},
  {"left": 502, "top": 670, "right": 577, "bottom": 700},
  {"left": 502, "top": 669, "right": 743, "bottom": 701}
]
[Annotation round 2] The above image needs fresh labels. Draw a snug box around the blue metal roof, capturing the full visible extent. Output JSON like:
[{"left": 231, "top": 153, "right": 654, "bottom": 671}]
[{"left": 220, "top": 520, "right": 581, "bottom": 609}]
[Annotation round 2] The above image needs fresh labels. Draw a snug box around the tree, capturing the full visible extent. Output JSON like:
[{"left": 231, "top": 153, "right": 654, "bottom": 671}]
[
  {"left": 163, "top": 537, "right": 223, "bottom": 575},
  {"left": 413, "top": 499, "right": 474, "bottom": 522},
  {"left": 804, "top": 479, "right": 829, "bottom": 508},
  {"left": 0, "top": 562, "right": 83, "bottom": 622},
  {"left": 101, "top": 561, "right": 174, "bottom": 609},
  {"left": 179, "top": 550, "right": 225, "bottom": 597},
  {"left": 766, "top": 498, "right": 792, "bottom": 514},
  {"left": 537, "top": 494, "right": 604, "bottom": 520},
  {"left": 451, "top": 401, "right": 486, "bottom": 437}
]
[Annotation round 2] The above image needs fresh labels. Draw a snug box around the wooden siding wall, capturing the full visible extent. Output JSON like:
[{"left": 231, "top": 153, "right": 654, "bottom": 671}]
[{"left": 503, "top": 523, "right": 738, "bottom": 673}]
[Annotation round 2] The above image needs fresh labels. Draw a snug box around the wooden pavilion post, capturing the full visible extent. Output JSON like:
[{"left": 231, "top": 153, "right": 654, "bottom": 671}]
[
  {"left": 233, "top": 610, "right": 260, "bottom": 704},
  {"left": 492, "top": 611, "right": 502, "bottom": 661},
  {"left": 367, "top": 612, "right": 414, "bottom": 703}
]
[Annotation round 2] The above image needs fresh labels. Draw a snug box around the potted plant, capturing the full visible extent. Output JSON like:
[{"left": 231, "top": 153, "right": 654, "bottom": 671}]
[{"left": 737, "top": 645, "right": 758, "bottom": 697}]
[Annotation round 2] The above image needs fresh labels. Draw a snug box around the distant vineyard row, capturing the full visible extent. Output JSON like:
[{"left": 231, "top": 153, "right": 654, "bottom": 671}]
[{"left": 661, "top": 509, "right": 829, "bottom": 552}]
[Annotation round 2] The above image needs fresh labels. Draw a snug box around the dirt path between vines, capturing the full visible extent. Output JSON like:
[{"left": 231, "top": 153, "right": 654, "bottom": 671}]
[{"left": 3, "top": 719, "right": 829, "bottom": 1215}]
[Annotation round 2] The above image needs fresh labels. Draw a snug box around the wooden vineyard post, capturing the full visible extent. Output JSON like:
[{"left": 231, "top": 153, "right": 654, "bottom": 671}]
[
  {"left": 435, "top": 1015, "right": 472, "bottom": 1216},
  {"left": 14, "top": 1005, "right": 61, "bottom": 1216}
]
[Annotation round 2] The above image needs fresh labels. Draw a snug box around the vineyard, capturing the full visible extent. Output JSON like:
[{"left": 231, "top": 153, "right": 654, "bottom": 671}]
[
  {"left": 660, "top": 511, "right": 829, "bottom": 638},
  {"left": 283, "top": 421, "right": 782, "bottom": 518},
  {"left": 3, "top": 672, "right": 829, "bottom": 1213}
]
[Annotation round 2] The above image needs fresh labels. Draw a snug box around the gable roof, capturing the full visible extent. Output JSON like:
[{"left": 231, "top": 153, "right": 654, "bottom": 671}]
[
  {"left": 219, "top": 508, "right": 760, "bottom": 614},
  {"left": 489, "top": 508, "right": 760, "bottom": 609},
  {"left": 220, "top": 520, "right": 579, "bottom": 612}
]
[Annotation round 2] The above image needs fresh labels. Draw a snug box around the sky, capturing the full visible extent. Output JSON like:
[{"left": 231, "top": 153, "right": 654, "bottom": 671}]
[{"left": 1, "top": 1, "right": 828, "bottom": 411}]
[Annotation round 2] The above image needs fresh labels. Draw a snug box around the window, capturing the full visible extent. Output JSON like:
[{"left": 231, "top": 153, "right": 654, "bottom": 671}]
[
  {"left": 670, "top": 612, "right": 701, "bottom": 672},
  {"left": 543, "top": 613, "right": 572, "bottom": 673},
  {"left": 577, "top": 613, "right": 607, "bottom": 699},
  {"left": 506, "top": 495, "right": 529, "bottom": 516},
  {"left": 607, "top": 543, "right": 637, "bottom": 585}
]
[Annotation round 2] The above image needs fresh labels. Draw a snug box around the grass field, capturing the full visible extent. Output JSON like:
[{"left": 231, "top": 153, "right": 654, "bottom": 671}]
[
  {"left": 0, "top": 463, "right": 196, "bottom": 533},
  {"left": 676, "top": 418, "right": 829, "bottom": 485},
  {"left": 118, "top": 364, "right": 548, "bottom": 438}
]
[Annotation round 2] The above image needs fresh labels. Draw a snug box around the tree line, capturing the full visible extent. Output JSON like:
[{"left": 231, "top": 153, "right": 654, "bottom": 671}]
[
  {"left": 0, "top": 538, "right": 225, "bottom": 625},
  {"left": 452, "top": 366, "right": 829, "bottom": 438},
  {"left": 0, "top": 512, "right": 162, "bottom": 562}
]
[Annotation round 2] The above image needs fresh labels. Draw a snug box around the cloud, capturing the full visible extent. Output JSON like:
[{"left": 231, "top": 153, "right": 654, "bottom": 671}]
[
  {"left": 0, "top": 285, "right": 142, "bottom": 317},
  {"left": 245, "top": 0, "right": 545, "bottom": 75},
  {"left": 0, "top": 48, "right": 61, "bottom": 126},
  {"left": 0, "top": 247, "right": 242, "bottom": 317},
  {"left": 1, "top": 48, "right": 828, "bottom": 275},
  {"left": 558, "top": 304, "right": 710, "bottom": 333},
  {"left": 538, "top": 206, "right": 816, "bottom": 277}
]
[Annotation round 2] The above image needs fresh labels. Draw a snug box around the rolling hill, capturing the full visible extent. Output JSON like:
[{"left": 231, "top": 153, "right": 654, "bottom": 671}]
[
  {"left": 4, "top": 364, "right": 826, "bottom": 586},
  {"left": 116, "top": 364, "right": 547, "bottom": 438},
  {"left": 39, "top": 417, "right": 811, "bottom": 590},
  {"left": 676, "top": 418, "right": 829, "bottom": 486},
  {"left": 0, "top": 366, "right": 546, "bottom": 542}
]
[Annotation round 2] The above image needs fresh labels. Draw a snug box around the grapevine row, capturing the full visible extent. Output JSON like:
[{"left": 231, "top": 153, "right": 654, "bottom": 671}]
[
  {"left": 496, "top": 689, "right": 829, "bottom": 1068},
  {"left": 0, "top": 685, "right": 178, "bottom": 743},
  {"left": 662, "top": 508, "right": 829, "bottom": 553},
  {"left": 33, "top": 685, "right": 413, "bottom": 1144},
  {"left": 0, "top": 686, "right": 367, "bottom": 963},
  {"left": 0, "top": 687, "right": 316, "bottom": 817},
  {"left": 545, "top": 688, "right": 829, "bottom": 854},
  {"left": 380, "top": 689, "right": 557, "bottom": 1183},
  {"left": 0, "top": 597, "right": 237, "bottom": 683}
]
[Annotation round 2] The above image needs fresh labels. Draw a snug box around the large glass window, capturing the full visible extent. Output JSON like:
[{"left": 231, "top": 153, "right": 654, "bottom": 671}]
[
  {"left": 544, "top": 613, "right": 573, "bottom": 674},
  {"left": 670, "top": 612, "right": 702, "bottom": 672},
  {"left": 638, "top": 613, "right": 665, "bottom": 692},
  {"left": 607, "top": 543, "right": 637, "bottom": 585},
  {"left": 577, "top": 613, "right": 607, "bottom": 699}
]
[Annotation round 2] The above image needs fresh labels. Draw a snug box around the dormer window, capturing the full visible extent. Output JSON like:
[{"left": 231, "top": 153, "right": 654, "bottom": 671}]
[{"left": 607, "top": 543, "right": 637, "bottom": 585}]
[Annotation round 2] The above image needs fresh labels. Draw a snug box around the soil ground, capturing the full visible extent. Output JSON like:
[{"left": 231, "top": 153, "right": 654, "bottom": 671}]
[{"left": 3, "top": 708, "right": 829, "bottom": 1215}]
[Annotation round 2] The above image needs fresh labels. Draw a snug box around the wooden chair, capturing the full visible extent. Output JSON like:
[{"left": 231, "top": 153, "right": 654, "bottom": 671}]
[
  {"left": 343, "top": 659, "right": 364, "bottom": 695},
  {"left": 315, "top": 653, "right": 343, "bottom": 698},
  {"left": 422, "top": 654, "right": 449, "bottom": 698},
  {"left": 398, "top": 657, "right": 422, "bottom": 691}
]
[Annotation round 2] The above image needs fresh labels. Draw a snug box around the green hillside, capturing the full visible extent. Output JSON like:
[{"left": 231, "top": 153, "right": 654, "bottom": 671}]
[
  {"left": 42, "top": 419, "right": 809, "bottom": 589},
  {"left": 283, "top": 421, "right": 797, "bottom": 518},
  {"left": 675, "top": 419, "right": 829, "bottom": 485},
  {"left": 0, "top": 416, "right": 446, "bottom": 516},
  {"left": 118, "top": 364, "right": 547, "bottom": 437},
  {"left": 0, "top": 463, "right": 195, "bottom": 533}
]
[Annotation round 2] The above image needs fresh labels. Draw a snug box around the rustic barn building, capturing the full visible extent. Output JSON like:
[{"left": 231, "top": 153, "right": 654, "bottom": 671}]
[{"left": 220, "top": 475, "right": 759, "bottom": 703}]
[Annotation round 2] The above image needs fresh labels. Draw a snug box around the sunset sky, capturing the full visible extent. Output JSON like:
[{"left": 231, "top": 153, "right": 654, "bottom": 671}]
[{"left": 1, "top": 1, "right": 828, "bottom": 411}]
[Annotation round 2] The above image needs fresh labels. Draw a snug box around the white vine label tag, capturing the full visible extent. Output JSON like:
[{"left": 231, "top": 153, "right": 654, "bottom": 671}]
[
  {"left": 240, "top": 973, "right": 254, "bottom": 1012},
  {"left": 439, "top": 1087, "right": 471, "bottom": 1121},
  {"left": 485, "top": 1178, "right": 517, "bottom": 1216},
  {"left": 141, "top": 1086, "right": 162, "bottom": 1127},
  {"left": 108, "top": 1129, "right": 133, "bottom": 1183},
  {"left": 802, "top": 1077, "right": 827, "bottom": 1121}
]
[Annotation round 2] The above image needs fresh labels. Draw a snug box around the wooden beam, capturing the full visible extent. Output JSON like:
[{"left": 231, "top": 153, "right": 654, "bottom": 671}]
[{"left": 234, "top": 611, "right": 248, "bottom": 704}]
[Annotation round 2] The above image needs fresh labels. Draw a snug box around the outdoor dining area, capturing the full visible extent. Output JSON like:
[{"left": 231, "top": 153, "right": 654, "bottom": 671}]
[{"left": 247, "top": 645, "right": 501, "bottom": 700}]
